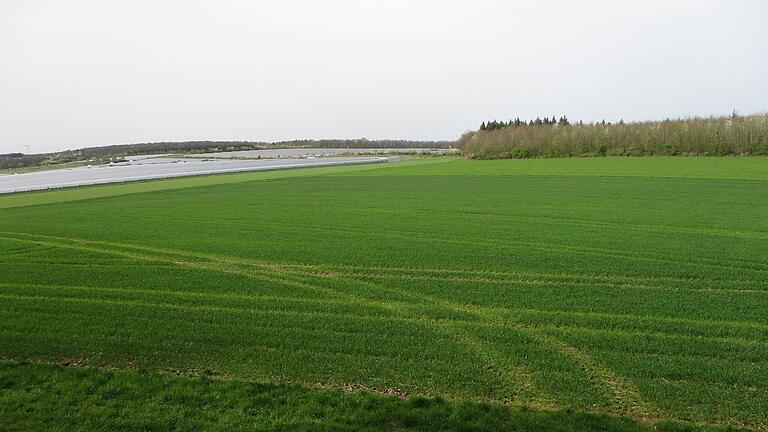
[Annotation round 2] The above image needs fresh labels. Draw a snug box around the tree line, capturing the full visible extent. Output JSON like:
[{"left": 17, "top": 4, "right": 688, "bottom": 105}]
[
  {"left": 461, "top": 113, "right": 768, "bottom": 159},
  {"left": 481, "top": 116, "right": 571, "bottom": 131}
]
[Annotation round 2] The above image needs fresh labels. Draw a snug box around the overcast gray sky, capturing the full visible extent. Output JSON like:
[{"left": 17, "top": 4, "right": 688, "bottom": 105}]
[{"left": 1, "top": 0, "right": 766, "bottom": 153}]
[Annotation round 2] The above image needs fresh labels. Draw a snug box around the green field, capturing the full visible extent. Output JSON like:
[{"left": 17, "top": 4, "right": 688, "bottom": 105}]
[{"left": 1, "top": 157, "right": 767, "bottom": 431}]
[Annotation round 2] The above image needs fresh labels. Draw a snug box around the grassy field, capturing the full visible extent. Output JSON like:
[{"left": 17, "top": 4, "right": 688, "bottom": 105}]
[{"left": 1, "top": 157, "right": 767, "bottom": 431}]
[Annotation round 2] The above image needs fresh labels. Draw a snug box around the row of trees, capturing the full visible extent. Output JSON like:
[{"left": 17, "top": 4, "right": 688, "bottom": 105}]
[
  {"left": 481, "top": 116, "right": 571, "bottom": 130},
  {"left": 461, "top": 114, "right": 768, "bottom": 159}
]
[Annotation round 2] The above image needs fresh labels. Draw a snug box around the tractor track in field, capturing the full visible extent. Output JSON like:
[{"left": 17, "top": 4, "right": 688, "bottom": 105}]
[
  {"left": 3, "top": 229, "right": 768, "bottom": 423},
  {"left": 7, "top": 255, "right": 768, "bottom": 294},
  {"left": 4, "top": 291, "right": 768, "bottom": 382},
  {"left": 50, "top": 211, "right": 768, "bottom": 274},
  {"left": 3, "top": 281, "right": 768, "bottom": 355},
  {"left": 0, "top": 230, "right": 663, "bottom": 419},
  {"left": 342, "top": 274, "right": 658, "bottom": 419},
  {"left": 3, "top": 231, "right": 768, "bottom": 331},
  {"left": 3, "top": 231, "right": 768, "bottom": 288},
  {"left": 3, "top": 231, "right": 768, "bottom": 329}
]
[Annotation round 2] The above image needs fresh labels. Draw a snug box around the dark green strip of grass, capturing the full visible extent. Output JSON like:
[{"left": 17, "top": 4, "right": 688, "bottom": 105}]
[{"left": 0, "top": 361, "right": 748, "bottom": 432}]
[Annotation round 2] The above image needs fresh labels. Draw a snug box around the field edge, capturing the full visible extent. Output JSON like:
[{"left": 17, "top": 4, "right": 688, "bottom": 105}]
[{"left": 0, "top": 361, "right": 755, "bottom": 432}]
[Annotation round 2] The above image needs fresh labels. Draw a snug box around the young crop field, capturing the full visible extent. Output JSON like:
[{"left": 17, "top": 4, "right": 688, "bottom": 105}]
[{"left": 1, "top": 157, "right": 767, "bottom": 431}]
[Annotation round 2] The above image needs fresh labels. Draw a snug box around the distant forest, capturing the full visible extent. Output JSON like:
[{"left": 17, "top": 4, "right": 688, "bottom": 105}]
[
  {"left": 460, "top": 113, "right": 768, "bottom": 159},
  {"left": 0, "top": 139, "right": 454, "bottom": 170},
  {"left": 5, "top": 114, "right": 768, "bottom": 170}
]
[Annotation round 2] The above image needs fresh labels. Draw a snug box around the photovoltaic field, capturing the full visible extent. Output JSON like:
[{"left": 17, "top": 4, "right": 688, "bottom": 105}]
[{"left": 1, "top": 157, "right": 767, "bottom": 431}]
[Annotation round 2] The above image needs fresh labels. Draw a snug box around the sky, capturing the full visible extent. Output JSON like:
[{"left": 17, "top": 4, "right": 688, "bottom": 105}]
[{"left": 1, "top": 0, "right": 766, "bottom": 154}]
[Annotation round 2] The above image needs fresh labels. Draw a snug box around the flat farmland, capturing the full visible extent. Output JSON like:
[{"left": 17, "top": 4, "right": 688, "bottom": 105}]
[{"left": 1, "top": 158, "right": 767, "bottom": 431}]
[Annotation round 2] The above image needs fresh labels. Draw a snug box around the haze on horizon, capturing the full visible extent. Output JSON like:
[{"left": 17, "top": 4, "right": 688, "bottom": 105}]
[{"left": 1, "top": 0, "right": 766, "bottom": 154}]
